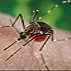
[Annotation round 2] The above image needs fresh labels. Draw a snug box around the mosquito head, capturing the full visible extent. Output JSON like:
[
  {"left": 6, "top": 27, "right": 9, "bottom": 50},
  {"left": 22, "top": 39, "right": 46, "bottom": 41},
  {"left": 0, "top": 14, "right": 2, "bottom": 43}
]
[{"left": 20, "top": 32, "right": 26, "bottom": 39}]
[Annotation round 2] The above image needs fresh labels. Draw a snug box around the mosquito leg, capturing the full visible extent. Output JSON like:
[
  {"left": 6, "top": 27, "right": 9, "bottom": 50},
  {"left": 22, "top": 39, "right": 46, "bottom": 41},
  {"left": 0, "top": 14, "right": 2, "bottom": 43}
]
[
  {"left": 5, "top": 39, "right": 34, "bottom": 61},
  {"left": 39, "top": 51, "right": 49, "bottom": 70},
  {"left": 34, "top": 10, "right": 39, "bottom": 20},
  {"left": 5, "top": 34, "right": 51, "bottom": 61},
  {"left": 29, "top": 10, "right": 35, "bottom": 23},
  {"left": 33, "top": 10, "right": 40, "bottom": 20},
  {"left": 3, "top": 38, "right": 21, "bottom": 51},
  {"left": 28, "top": 33, "right": 51, "bottom": 51},
  {"left": 0, "top": 14, "right": 25, "bottom": 30},
  {"left": 18, "top": 14, "right": 25, "bottom": 29},
  {"left": 37, "top": 34, "right": 51, "bottom": 70},
  {"left": 5, "top": 33, "right": 47, "bottom": 61},
  {"left": 33, "top": 33, "right": 51, "bottom": 70},
  {"left": 22, "top": 35, "right": 38, "bottom": 46},
  {"left": 38, "top": 0, "right": 71, "bottom": 20},
  {"left": 39, "top": 34, "right": 51, "bottom": 51},
  {"left": 52, "top": 34, "right": 71, "bottom": 41},
  {"left": 29, "top": 10, "right": 39, "bottom": 23},
  {"left": 5, "top": 47, "right": 22, "bottom": 61},
  {"left": 23, "top": 33, "right": 51, "bottom": 47},
  {"left": 5, "top": 35, "right": 39, "bottom": 61},
  {"left": 11, "top": 14, "right": 25, "bottom": 29},
  {"left": 9, "top": 19, "right": 20, "bottom": 34},
  {"left": 5, "top": 38, "right": 35, "bottom": 61}
]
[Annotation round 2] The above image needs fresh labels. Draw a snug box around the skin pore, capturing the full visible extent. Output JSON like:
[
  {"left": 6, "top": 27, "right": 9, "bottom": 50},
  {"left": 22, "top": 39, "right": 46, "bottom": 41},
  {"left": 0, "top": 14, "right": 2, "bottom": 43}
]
[{"left": 0, "top": 12, "right": 71, "bottom": 70}]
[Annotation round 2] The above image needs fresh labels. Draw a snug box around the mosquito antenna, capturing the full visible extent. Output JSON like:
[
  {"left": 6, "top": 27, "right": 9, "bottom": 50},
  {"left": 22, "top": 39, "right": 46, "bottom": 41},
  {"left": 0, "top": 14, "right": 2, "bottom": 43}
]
[{"left": 38, "top": 0, "right": 71, "bottom": 20}]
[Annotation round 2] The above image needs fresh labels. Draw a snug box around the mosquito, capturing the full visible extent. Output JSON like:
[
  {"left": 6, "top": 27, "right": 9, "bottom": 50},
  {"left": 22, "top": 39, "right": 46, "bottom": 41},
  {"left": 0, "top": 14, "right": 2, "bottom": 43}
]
[{"left": 0, "top": 0, "right": 71, "bottom": 70}]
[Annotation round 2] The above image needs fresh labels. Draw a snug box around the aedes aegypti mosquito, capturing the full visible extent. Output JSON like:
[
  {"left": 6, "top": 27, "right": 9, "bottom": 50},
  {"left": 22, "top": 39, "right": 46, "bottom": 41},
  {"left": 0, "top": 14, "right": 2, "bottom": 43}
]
[{"left": 0, "top": 0, "right": 71, "bottom": 70}]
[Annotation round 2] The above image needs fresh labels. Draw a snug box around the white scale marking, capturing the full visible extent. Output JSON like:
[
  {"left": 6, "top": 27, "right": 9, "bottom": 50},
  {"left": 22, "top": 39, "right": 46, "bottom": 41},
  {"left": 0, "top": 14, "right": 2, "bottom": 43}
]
[
  {"left": 67, "top": 0, "right": 71, "bottom": 2},
  {"left": 55, "top": 4, "right": 59, "bottom": 7},
  {"left": 47, "top": 10, "right": 51, "bottom": 13},
  {"left": 62, "top": 1, "right": 67, "bottom": 3},
  {"left": 33, "top": 11, "right": 35, "bottom": 12},
  {"left": 65, "top": 38, "right": 68, "bottom": 40},
  {"left": 53, "top": 39, "right": 57, "bottom": 41},
  {"left": 39, "top": 17, "right": 42, "bottom": 19},
  {"left": 10, "top": 25, "right": 12, "bottom": 27},
  {"left": 36, "top": 10, "right": 39, "bottom": 12},
  {"left": 16, "top": 40, "right": 19, "bottom": 42},
  {"left": 0, "top": 26, "right": 2, "bottom": 27}
]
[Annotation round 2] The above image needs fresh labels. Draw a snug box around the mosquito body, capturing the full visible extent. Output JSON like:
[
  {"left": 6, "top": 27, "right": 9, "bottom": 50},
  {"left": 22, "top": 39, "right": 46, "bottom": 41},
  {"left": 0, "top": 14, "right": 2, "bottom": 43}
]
[
  {"left": 20, "top": 21, "right": 52, "bottom": 40},
  {"left": 0, "top": 0, "right": 71, "bottom": 70}
]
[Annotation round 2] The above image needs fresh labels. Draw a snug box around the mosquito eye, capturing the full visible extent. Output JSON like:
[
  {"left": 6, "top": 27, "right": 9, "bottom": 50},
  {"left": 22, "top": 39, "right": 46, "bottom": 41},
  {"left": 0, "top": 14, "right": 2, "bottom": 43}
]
[{"left": 20, "top": 34, "right": 26, "bottom": 39}]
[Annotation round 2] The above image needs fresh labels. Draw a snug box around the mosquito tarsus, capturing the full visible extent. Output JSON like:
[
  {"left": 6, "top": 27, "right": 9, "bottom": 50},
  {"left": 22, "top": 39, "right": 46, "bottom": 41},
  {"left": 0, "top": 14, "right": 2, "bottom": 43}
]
[{"left": 0, "top": 0, "right": 71, "bottom": 70}]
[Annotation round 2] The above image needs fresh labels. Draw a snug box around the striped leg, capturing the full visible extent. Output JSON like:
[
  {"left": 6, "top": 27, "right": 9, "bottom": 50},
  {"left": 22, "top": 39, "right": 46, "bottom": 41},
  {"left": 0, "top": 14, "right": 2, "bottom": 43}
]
[
  {"left": 51, "top": 34, "right": 71, "bottom": 41},
  {"left": 29, "top": 10, "right": 40, "bottom": 23},
  {"left": 29, "top": 10, "right": 35, "bottom": 23},
  {"left": 3, "top": 38, "right": 21, "bottom": 51},
  {"left": 0, "top": 14, "right": 25, "bottom": 33},
  {"left": 5, "top": 34, "right": 39, "bottom": 61},
  {"left": 39, "top": 52, "right": 49, "bottom": 71},
  {"left": 38, "top": 0, "right": 71, "bottom": 20}
]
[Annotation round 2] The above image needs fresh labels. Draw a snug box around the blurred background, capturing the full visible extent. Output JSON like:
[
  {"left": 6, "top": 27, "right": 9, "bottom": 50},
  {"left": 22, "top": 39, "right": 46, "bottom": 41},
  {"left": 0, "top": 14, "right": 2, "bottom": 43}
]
[{"left": 0, "top": 0, "right": 71, "bottom": 31}]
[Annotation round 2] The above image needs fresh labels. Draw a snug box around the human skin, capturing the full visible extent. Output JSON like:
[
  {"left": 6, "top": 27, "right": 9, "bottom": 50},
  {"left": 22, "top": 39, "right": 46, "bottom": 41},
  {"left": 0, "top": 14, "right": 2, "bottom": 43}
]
[{"left": 0, "top": 12, "right": 71, "bottom": 70}]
